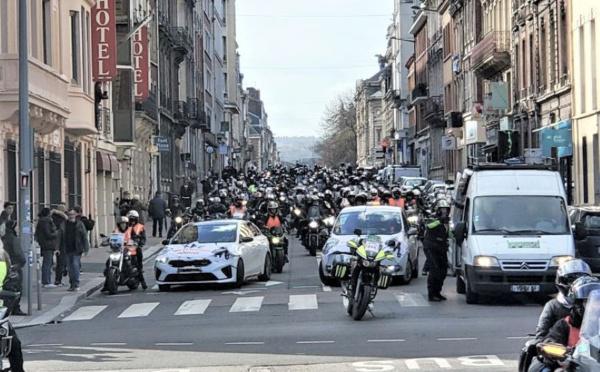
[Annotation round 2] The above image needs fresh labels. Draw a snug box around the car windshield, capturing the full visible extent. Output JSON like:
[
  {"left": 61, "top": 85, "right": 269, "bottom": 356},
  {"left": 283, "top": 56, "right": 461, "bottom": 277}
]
[
  {"left": 582, "top": 213, "right": 600, "bottom": 235},
  {"left": 174, "top": 223, "right": 238, "bottom": 244},
  {"left": 472, "top": 196, "right": 569, "bottom": 235},
  {"left": 333, "top": 211, "right": 403, "bottom": 236},
  {"left": 403, "top": 178, "right": 426, "bottom": 187}
]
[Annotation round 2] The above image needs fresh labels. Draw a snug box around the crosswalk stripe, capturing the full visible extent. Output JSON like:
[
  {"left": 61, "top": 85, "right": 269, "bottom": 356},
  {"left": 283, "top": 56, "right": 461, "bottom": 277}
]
[
  {"left": 175, "top": 299, "right": 212, "bottom": 315},
  {"left": 288, "top": 294, "right": 318, "bottom": 310},
  {"left": 395, "top": 293, "right": 430, "bottom": 307},
  {"left": 63, "top": 306, "right": 107, "bottom": 321},
  {"left": 118, "top": 302, "right": 160, "bottom": 318},
  {"left": 229, "top": 296, "right": 263, "bottom": 312}
]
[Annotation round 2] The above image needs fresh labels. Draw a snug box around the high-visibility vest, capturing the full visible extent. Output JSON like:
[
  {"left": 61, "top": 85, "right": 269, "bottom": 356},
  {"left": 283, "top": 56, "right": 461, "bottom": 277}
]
[{"left": 266, "top": 216, "right": 282, "bottom": 229}]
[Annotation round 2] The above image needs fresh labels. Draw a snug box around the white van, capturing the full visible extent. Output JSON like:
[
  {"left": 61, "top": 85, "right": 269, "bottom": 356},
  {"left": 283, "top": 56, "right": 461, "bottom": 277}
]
[{"left": 450, "top": 164, "right": 575, "bottom": 304}]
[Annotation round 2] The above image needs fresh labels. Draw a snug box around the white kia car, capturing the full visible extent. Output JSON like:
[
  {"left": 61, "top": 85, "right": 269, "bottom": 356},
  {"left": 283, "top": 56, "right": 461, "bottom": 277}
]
[{"left": 154, "top": 220, "right": 271, "bottom": 291}]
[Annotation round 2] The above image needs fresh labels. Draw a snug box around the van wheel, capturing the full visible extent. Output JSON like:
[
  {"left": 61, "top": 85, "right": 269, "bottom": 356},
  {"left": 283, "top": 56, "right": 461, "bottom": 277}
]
[
  {"left": 456, "top": 273, "right": 466, "bottom": 294},
  {"left": 464, "top": 269, "right": 479, "bottom": 304}
]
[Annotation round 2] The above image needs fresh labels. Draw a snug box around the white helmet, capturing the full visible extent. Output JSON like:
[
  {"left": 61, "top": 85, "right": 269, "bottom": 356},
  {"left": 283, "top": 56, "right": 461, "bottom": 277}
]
[{"left": 127, "top": 210, "right": 139, "bottom": 219}]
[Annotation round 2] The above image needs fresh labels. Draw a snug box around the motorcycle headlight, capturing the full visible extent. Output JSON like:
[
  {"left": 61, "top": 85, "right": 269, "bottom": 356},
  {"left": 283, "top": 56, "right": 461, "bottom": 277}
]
[
  {"left": 155, "top": 255, "right": 168, "bottom": 264},
  {"left": 323, "top": 216, "right": 335, "bottom": 226},
  {"left": 271, "top": 237, "right": 281, "bottom": 245},
  {"left": 550, "top": 256, "right": 574, "bottom": 267},
  {"left": 309, "top": 221, "right": 319, "bottom": 229},
  {"left": 242, "top": 200, "right": 248, "bottom": 206},
  {"left": 407, "top": 215, "right": 419, "bottom": 225},
  {"left": 110, "top": 253, "right": 123, "bottom": 262},
  {"left": 175, "top": 216, "right": 183, "bottom": 224},
  {"left": 362, "top": 259, "right": 376, "bottom": 268},
  {"left": 473, "top": 255, "right": 500, "bottom": 268},
  {"left": 293, "top": 209, "right": 301, "bottom": 216},
  {"left": 279, "top": 196, "right": 286, "bottom": 202}
]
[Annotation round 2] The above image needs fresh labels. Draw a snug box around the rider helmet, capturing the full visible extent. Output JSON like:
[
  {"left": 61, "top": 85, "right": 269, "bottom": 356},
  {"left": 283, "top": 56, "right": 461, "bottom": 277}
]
[{"left": 556, "top": 258, "right": 592, "bottom": 296}]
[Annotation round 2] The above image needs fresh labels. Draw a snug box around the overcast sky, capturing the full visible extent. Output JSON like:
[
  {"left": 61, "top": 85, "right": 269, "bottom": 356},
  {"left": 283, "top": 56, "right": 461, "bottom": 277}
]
[{"left": 236, "top": 0, "right": 394, "bottom": 138}]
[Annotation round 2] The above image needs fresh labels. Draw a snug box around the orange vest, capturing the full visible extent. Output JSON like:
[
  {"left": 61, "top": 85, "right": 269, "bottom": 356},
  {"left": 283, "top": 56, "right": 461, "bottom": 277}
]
[
  {"left": 389, "top": 198, "right": 404, "bottom": 208},
  {"left": 266, "top": 216, "right": 282, "bottom": 229},
  {"left": 566, "top": 316, "right": 581, "bottom": 347}
]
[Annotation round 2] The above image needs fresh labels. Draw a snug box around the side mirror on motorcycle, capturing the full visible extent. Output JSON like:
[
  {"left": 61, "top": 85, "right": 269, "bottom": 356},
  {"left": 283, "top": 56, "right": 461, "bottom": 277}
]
[
  {"left": 537, "top": 343, "right": 568, "bottom": 362},
  {"left": 240, "top": 236, "right": 254, "bottom": 243},
  {"left": 99, "top": 233, "right": 107, "bottom": 238},
  {"left": 386, "top": 240, "right": 396, "bottom": 248},
  {"left": 353, "top": 228, "right": 362, "bottom": 237},
  {"left": 407, "top": 227, "right": 418, "bottom": 236}
]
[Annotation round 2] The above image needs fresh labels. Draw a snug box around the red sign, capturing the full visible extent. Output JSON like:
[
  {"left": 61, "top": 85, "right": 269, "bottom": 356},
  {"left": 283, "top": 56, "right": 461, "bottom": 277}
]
[
  {"left": 133, "top": 26, "right": 149, "bottom": 102},
  {"left": 92, "top": 0, "right": 117, "bottom": 81}
]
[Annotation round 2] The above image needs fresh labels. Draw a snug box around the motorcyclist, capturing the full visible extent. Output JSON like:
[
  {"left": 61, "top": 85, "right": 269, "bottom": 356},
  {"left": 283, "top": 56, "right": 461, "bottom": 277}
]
[
  {"left": 207, "top": 196, "right": 228, "bottom": 217},
  {"left": 354, "top": 192, "right": 368, "bottom": 206},
  {"left": 264, "top": 202, "right": 289, "bottom": 260},
  {"left": 192, "top": 199, "right": 206, "bottom": 221},
  {"left": 389, "top": 187, "right": 405, "bottom": 208},
  {"left": 380, "top": 190, "right": 392, "bottom": 206},
  {"left": 528, "top": 276, "right": 600, "bottom": 372},
  {"left": 126, "top": 210, "right": 147, "bottom": 290},
  {"left": 228, "top": 196, "right": 248, "bottom": 219},
  {"left": 519, "top": 259, "right": 593, "bottom": 371},
  {"left": 101, "top": 216, "right": 131, "bottom": 293},
  {"left": 0, "top": 249, "right": 24, "bottom": 372},
  {"left": 424, "top": 199, "right": 450, "bottom": 301}
]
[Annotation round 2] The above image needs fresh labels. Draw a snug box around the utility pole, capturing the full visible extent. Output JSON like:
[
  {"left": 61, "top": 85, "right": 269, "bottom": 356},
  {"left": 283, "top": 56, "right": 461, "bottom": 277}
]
[{"left": 18, "top": 0, "right": 33, "bottom": 315}]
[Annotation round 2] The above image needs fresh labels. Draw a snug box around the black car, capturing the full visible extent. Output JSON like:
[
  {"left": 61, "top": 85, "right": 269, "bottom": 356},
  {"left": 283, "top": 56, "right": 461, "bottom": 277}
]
[{"left": 570, "top": 205, "right": 600, "bottom": 273}]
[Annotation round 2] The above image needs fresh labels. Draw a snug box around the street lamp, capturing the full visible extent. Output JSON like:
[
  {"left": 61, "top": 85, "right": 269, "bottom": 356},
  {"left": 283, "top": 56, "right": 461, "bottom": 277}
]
[
  {"left": 389, "top": 36, "right": 415, "bottom": 44},
  {"left": 411, "top": 3, "right": 437, "bottom": 12}
]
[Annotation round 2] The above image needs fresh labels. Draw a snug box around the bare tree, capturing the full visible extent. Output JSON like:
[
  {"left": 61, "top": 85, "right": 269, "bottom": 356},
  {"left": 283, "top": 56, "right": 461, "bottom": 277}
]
[{"left": 314, "top": 91, "right": 357, "bottom": 166}]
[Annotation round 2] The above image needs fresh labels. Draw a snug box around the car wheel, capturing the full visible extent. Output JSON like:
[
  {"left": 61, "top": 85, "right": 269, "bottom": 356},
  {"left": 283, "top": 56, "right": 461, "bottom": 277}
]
[
  {"left": 158, "top": 284, "right": 170, "bottom": 292},
  {"left": 234, "top": 259, "right": 245, "bottom": 288},
  {"left": 258, "top": 254, "right": 271, "bottom": 281},
  {"left": 411, "top": 255, "right": 419, "bottom": 279},
  {"left": 465, "top": 268, "right": 479, "bottom": 304},
  {"left": 319, "top": 262, "right": 339, "bottom": 287},
  {"left": 398, "top": 258, "right": 413, "bottom": 285}
]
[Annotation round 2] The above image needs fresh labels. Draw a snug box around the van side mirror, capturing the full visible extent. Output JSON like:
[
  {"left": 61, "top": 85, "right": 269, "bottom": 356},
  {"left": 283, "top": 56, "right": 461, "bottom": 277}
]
[
  {"left": 454, "top": 222, "right": 467, "bottom": 245},
  {"left": 574, "top": 223, "right": 587, "bottom": 240}
]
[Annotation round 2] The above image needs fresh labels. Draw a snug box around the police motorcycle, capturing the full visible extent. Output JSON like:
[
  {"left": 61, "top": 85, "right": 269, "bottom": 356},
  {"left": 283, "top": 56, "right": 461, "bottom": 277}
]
[
  {"left": 102, "top": 233, "right": 141, "bottom": 295},
  {"left": 330, "top": 233, "right": 395, "bottom": 321},
  {"left": 534, "top": 289, "right": 600, "bottom": 372}
]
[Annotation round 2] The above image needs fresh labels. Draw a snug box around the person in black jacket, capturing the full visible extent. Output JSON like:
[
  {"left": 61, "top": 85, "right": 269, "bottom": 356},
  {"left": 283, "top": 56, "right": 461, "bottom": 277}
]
[
  {"left": 148, "top": 192, "right": 167, "bottom": 238},
  {"left": 35, "top": 208, "right": 58, "bottom": 287},
  {"left": 424, "top": 199, "right": 450, "bottom": 302},
  {"left": 51, "top": 205, "right": 68, "bottom": 286}
]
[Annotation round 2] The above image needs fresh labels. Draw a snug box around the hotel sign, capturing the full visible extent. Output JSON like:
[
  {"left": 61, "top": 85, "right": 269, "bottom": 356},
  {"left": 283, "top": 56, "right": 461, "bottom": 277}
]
[{"left": 92, "top": 0, "right": 117, "bottom": 81}]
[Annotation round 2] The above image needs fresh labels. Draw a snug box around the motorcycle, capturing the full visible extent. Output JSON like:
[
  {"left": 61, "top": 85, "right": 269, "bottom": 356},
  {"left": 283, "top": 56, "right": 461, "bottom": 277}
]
[
  {"left": 266, "top": 226, "right": 286, "bottom": 273},
  {"left": 102, "top": 233, "right": 141, "bottom": 295},
  {"left": 0, "top": 288, "right": 19, "bottom": 371},
  {"left": 332, "top": 233, "right": 395, "bottom": 321},
  {"left": 533, "top": 289, "right": 600, "bottom": 372},
  {"left": 305, "top": 217, "right": 321, "bottom": 257}
]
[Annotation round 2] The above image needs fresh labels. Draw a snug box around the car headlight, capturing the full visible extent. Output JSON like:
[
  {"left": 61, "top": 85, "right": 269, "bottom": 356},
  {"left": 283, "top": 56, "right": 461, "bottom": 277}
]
[
  {"left": 271, "top": 237, "right": 281, "bottom": 245},
  {"left": 309, "top": 221, "right": 319, "bottom": 229},
  {"left": 473, "top": 255, "right": 500, "bottom": 268},
  {"left": 407, "top": 215, "right": 419, "bottom": 225},
  {"left": 550, "top": 256, "right": 574, "bottom": 267},
  {"left": 155, "top": 255, "right": 168, "bottom": 264},
  {"left": 175, "top": 216, "right": 183, "bottom": 224},
  {"left": 109, "top": 253, "right": 123, "bottom": 262}
]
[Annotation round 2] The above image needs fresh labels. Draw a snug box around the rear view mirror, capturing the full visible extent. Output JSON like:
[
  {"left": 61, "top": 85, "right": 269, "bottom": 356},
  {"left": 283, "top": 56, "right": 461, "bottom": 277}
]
[
  {"left": 454, "top": 222, "right": 466, "bottom": 245},
  {"left": 574, "top": 222, "right": 587, "bottom": 240},
  {"left": 407, "top": 227, "right": 418, "bottom": 236},
  {"left": 241, "top": 236, "right": 254, "bottom": 243},
  {"left": 386, "top": 240, "right": 396, "bottom": 248}
]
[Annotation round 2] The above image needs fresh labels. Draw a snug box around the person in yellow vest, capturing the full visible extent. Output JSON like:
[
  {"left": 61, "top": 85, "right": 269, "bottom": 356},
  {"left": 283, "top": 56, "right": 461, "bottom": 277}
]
[{"left": 0, "top": 247, "right": 24, "bottom": 372}]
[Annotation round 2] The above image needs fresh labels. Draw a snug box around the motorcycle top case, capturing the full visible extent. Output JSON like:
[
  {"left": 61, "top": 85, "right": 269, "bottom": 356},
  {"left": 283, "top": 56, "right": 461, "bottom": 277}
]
[{"left": 331, "top": 254, "right": 353, "bottom": 280}]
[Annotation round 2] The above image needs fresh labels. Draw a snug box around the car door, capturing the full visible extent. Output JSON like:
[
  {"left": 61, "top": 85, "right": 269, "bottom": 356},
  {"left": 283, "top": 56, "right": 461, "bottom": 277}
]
[
  {"left": 246, "top": 222, "right": 266, "bottom": 274},
  {"left": 238, "top": 224, "right": 257, "bottom": 276}
]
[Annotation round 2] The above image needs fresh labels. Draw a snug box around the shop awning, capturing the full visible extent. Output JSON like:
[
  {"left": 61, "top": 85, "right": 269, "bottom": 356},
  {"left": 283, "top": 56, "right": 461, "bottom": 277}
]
[{"left": 96, "top": 151, "right": 111, "bottom": 172}]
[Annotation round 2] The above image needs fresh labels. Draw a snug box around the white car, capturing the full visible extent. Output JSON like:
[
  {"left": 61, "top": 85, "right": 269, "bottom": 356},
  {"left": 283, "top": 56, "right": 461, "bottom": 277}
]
[
  {"left": 319, "top": 206, "right": 420, "bottom": 286},
  {"left": 154, "top": 220, "right": 271, "bottom": 291}
]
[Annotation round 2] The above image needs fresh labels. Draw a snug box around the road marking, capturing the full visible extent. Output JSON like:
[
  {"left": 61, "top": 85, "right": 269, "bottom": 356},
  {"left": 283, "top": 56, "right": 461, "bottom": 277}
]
[
  {"left": 322, "top": 285, "right": 332, "bottom": 292},
  {"left": 118, "top": 302, "right": 160, "bottom": 318},
  {"left": 292, "top": 285, "right": 319, "bottom": 289},
  {"left": 151, "top": 284, "right": 158, "bottom": 290},
  {"left": 437, "top": 337, "right": 478, "bottom": 341},
  {"left": 27, "top": 344, "right": 63, "bottom": 347},
  {"left": 296, "top": 340, "right": 335, "bottom": 344},
  {"left": 264, "top": 280, "right": 283, "bottom": 287},
  {"left": 507, "top": 336, "right": 532, "bottom": 339},
  {"left": 229, "top": 296, "right": 263, "bottom": 312},
  {"left": 288, "top": 294, "right": 318, "bottom": 310},
  {"left": 222, "top": 290, "right": 261, "bottom": 295},
  {"left": 175, "top": 299, "right": 212, "bottom": 315},
  {"left": 367, "top": 339, "right": 406, "bottom": 343},
  {"left": 395, "top": 293, "right": 430, "bottom": 307},
  {"left": 63, "top": 305, "right": 107, "bottom": 321},
  {"left": 155, "top": 342, "right": 194, "bottom": 346},
  {"left": 225, "top": 341, "right": 265, "bottom": 345},
  {"left": 90, "top": 342, "right": 127, "bottom": 346}
]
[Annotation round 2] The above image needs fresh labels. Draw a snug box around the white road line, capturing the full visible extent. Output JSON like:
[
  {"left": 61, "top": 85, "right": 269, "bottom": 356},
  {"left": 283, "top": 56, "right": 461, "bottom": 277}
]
[
  {"left": 63, "top": 305, "right": 107, "bottom": 322},
  {"left": 288, "top": 294, "right": 318, "bottom": 310},
  {"left": 118, "top": 302, "right": 160, "bottom": 318},
  {"left": 229, "top": 296, "right": 263, "bottom": 312},
  {"left": 296, "top": 340, "right": 335, "bottom": 344},
  {"left": 395, "top": 293, "right": 430, "bottom": 307},
  {"left": 367, "top": 339, "right": 406, "bottom": 343},
  {"left": 27, "top": 344, "right": 63, "bottom": 347},
  {"left": 292, "top": 285, "right": 319, "bottom": 289},
  {"left": 174, "top": 299, "right": 212, "bottom": 316},
  {"left": 225, "top": 341, "right": 265, "bottom": 345},
  {"left": 322, "top": 285, "right": 332, "bottom": 292},
  {"left": 155, "top": 342, "right": 194, "bottom": 346},
  {"left": 437, "top": 337, "right": 478, "bottom": 341},
  {"left": 90, "top": 343, "right": 127, "bottom": 346}
]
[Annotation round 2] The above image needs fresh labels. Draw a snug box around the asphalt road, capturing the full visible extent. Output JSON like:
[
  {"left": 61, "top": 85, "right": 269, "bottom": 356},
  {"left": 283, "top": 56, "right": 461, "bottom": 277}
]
[{"left": 19, "top": 237, "right": 544, "bottom": 372}]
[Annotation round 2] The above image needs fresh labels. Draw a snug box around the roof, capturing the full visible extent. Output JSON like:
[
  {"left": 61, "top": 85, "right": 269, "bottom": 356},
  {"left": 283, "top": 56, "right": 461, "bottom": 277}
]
[
  {"left": 193, "top": 220, "right": 242, "bottom": 226},
  {"left": 340, "top": 206, "right": 403, "bottom": 214}
]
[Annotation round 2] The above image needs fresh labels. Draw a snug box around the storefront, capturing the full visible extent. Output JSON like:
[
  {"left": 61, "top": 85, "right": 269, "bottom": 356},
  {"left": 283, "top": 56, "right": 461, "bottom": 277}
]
[{"left": 539, "top": 120, "right": 573, "bottom": 204}]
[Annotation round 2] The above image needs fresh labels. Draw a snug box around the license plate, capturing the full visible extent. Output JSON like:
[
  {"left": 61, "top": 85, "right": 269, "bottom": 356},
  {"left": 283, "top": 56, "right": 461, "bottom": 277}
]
[{"left": 511, "top": 285, "right": 540, "bottom": 293}]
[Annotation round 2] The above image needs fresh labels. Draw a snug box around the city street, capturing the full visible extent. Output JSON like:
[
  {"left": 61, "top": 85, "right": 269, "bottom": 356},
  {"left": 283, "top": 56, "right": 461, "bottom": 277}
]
[{"left": 19, "top": 238, "right": 541, "bottom": 372}]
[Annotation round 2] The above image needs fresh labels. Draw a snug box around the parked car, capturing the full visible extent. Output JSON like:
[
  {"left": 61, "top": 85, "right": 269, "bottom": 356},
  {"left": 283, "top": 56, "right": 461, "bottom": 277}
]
[
  {"left": 400, "top": 177, "right": 427, "bottom": 189},
  {"left": 570, "top": 205, "right": 600, "bottom": 274},
  {"left": 154, "top": 220, "right": 271, "bottom": 291},
  {"left": 319, "top": 206, "right": 419, "bottom": 286}
]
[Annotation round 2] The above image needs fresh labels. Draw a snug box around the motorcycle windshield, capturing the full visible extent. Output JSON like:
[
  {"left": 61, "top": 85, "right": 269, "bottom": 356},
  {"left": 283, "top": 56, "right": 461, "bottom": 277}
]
[
  {"left": 307, "top": 206, "right": 322, "bottom": 218},
  {"left": 580, "top": 290, "right": 600, "bottom": 348}
]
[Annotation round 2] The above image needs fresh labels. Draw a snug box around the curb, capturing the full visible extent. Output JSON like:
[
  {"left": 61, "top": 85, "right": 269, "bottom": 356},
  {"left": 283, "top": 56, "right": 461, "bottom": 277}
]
[{"left": 13, "top": 243, "right": 163, "bottom": 329}]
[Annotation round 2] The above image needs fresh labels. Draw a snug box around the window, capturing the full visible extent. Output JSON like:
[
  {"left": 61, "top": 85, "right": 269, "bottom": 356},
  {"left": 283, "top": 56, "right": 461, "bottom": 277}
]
[
  {"left": 70, "top": 11, "right": 80, "bottom": 84},
  {"left": 540, "top": 23, "right": 546, "bottom": 91},
  {"left": 591, "top": 19, "right": 597, "bottom": 110},
  {"left": 42, "top": 0, "right": 51, "bottom": 65},
  {"left": 549, "top": 10, "right": 557, "bottom": 84},
  {"left": 580, "top": 25, "right": 586, "bottom": 113}
]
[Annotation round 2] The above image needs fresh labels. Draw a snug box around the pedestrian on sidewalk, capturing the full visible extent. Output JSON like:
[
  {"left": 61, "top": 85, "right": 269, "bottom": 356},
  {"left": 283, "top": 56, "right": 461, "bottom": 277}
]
[
  {"left": 119, "top": 191, "right": 132, "bottom": 216},
  {"left": 0, "top": 202, "right": 15, "bottom": 239},
  {"left": 51, "top": 204, "right": 68, "bottom": 286},
  {"left": 2, "top": 219, "right": 26, "bottom": 315},
  {"left": 148, "top": 191, "right": 167, "bottom": 238},
  {"left": 35, "top": 207, "right": 58, "bottom": 288},
  {"left": 63, "top": 208, "right": 90, "bottom": 291}
]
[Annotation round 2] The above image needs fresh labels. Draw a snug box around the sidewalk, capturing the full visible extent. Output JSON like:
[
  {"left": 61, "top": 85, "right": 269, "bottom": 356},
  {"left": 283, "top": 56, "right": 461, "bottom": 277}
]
[{"left": 10, "top": 224, "right": 163, "bottom": 329}]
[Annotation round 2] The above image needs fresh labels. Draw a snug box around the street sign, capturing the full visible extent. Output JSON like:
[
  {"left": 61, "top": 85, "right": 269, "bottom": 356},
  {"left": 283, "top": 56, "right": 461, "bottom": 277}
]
[
  {"left": 154, "top": 136, "right": 170, "bottom": 152},
  {"left": 218, "top": 143, "right": 228, "bottom": 155},
  {"left": 206, "top": 146, "right": 214, "bottom": 154}
]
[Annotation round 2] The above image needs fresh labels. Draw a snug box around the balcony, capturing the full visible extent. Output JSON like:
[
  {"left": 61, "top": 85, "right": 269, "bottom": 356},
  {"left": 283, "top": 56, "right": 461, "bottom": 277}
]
[
  {"left": 171, "top": 27, "right": 193, "bottom": 58},
  {"left": 411, "top": 83, "right": 428, "bottom": 104},
  {"left": 471, "top": 31, "right": 511, "bottom": 79},
  {"left": 173, "top": 100, "right": 190, "bottom": 124},
  {"left": 135, "top": 92, "right": 158, "bottom": 121},
  {"left": 423, "top": 96, "right": 444, "bottom": 127}
]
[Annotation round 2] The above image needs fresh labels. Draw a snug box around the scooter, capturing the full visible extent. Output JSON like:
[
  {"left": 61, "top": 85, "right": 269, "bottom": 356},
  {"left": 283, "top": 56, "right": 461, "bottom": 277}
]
[
  {"left": 266, "top": 226, "right": 286, "bottom": 273},
  {"left": 102, "top": 233, "right": 141, "bottom": 295}
]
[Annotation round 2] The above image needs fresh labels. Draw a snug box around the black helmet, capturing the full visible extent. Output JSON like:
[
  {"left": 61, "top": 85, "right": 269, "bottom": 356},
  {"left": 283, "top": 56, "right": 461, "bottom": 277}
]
[
  {"left": 392, "top": 187, "right": 401, "bottom": 198},
  {"left": 568, "top": 276, "right": 600, "bottom": 327},
  {"left": 557, "top": 259, "right": 593, "bottom": 296},
  {"left": 355, "top": 192, "right": 368, "bottom": 205}
]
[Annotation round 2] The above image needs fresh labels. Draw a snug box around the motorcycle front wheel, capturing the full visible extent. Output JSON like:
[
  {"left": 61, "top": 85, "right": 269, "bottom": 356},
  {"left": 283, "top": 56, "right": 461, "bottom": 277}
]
[
  {"left": 352, "top": 284, "right": 372, "bottom": 321},
  {"left": 106, "top": 267, "right": 119, "bottom": 295},
  {"left": 273, "top": 249, "right": 285, "bottom": 273}
]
